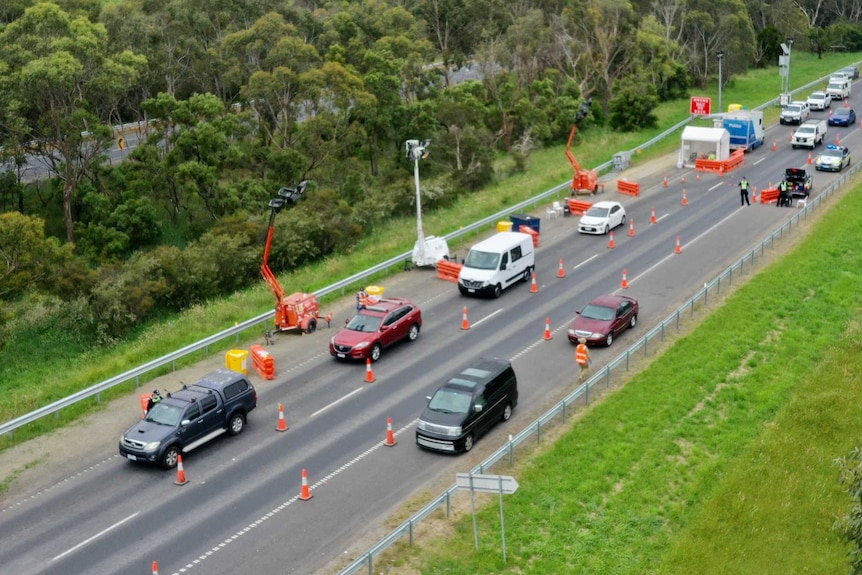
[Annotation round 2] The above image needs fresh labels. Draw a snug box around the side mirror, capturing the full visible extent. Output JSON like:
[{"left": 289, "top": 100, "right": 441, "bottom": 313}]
[
  {"left": 380, "top": 325, "right": 389, "bottom": 332},
  {"left": 474, "top": 404, "right": 483, "bottom": 413},
  {"left": 180, "top": 419, "right": 191, "bottom": 427},
  {"left": 344, "top": 318, "right": 349, "bottom": 325}
]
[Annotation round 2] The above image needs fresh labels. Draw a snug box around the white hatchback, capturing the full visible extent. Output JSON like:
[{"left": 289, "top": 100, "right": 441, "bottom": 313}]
[{"left": 578, "top": 201, "right": 627, "bottom": 235}]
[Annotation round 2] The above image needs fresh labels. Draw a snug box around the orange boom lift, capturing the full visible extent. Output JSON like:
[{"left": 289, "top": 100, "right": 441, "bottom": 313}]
[
  {"left": 261, "top": 181, "right": 321, "bottom": 334},
  {"left": 566, "top": 97, "right": 599, "bottom": 195}
]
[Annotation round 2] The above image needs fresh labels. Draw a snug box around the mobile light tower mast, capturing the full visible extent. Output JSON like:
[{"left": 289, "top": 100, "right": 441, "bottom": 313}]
[
  {"left": 779, "top": 39, "right": 793, "bottom": 105},
  {"left": 406, "top": 139, "right": 449, "bottom": 267}
]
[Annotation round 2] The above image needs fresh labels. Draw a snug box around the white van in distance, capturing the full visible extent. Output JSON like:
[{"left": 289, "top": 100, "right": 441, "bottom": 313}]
[{"left": 457, "top": 232, "right": 535, "bottom": 298}]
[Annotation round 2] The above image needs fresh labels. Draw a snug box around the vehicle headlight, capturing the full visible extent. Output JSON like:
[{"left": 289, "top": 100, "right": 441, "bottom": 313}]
[
  {"left": 354, "top": 341, "right": 370, "bottom": 350},
  {"left": 417, "top": 420, "right": 428, "bottom": 431},
  {"left": 447, "top": 426, "right": 462, "bottom": 437},
  {"left": 330, "top": 336, "right": 335, "bottom": 345},
  {"left": 567, "top": 328, "right": 576, "bottom": 336},
  {"left": 591, "top": 332, "right": 604, "bottom": 339},
  {"left": 143, "top": 441, "right": 161, "bottom": 452}
]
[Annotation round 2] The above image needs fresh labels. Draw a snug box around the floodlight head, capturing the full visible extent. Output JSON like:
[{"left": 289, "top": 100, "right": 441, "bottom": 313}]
[
  {"left": 277, "top": 184, "right": 305, "bottom": 205},
  {"left": 717, "top": 51, "right": 725, "bottom": 60},
  {"left": 422, "top": 139, "right": 431, "bottom": 148},
  {"left": 405, "top": 139, "right": 419, "bottom": 158},
  {"left": 269, "top": 198, "right": 286, "bottom": 212}
]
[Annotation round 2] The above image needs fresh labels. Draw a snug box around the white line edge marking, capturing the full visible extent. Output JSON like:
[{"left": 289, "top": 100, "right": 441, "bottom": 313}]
[
  {"left": 708, "top": 182, "right": 723, "bottom": 191},
  {"left": 311, "top": 387, "right": 364, "bottom": 418},
  {"left": 572, "top": 254, "right": 599, "bottom": 270},
  {"left": 754, "top": 157, "right": 766, "bottom": 165},
  {"left": 471, "top": 308, "right": 503, "bottom": 328},
  {"left": 52, "top": 512, "right": 139, "bottom": 561}
]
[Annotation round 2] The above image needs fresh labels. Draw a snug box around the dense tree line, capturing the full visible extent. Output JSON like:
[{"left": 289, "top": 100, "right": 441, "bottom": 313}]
[{"left": 2, "top": 0, "right": 862, "bottom": 344}]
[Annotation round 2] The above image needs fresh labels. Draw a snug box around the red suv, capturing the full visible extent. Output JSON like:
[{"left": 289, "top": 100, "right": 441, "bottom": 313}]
[{"left": 329, "top": 297, "right": 422, "bottom": 362}]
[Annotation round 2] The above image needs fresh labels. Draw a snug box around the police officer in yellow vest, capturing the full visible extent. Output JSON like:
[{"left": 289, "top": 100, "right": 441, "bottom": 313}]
[
  {"left": 739, "top": 177, "right": 751, "bottom": 206},
  {"left": 778, "top": 180, "right": 791, "bottom": 207}
]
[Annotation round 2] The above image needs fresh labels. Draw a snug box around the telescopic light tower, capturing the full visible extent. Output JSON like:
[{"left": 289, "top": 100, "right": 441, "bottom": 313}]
[{"left": 406, "top": 139, "right": 431, "bottom": 264}]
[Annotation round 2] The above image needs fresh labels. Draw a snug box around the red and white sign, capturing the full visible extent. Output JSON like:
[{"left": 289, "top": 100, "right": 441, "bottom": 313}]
[{"left": 690, "top": 97, "right": 712, "bottom": 115}]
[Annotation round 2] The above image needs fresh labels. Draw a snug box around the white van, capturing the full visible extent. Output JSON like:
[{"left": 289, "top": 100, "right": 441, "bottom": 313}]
[
  {"left": 827, "top": 78, "right": 851, "bottom": 100},
  {"left": 458, "top": 232, "right": 535, "bottom": 298}
]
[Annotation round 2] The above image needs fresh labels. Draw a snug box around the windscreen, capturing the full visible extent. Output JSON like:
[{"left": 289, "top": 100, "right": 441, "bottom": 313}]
[
  {"left": 346, "top": 313, "right": 382, "bottom": 333},
  {"left": 145, "top": 403, "right": 183, "bottom": 426},
  {"left": 584, "top": 206, "right": 610, "bottom": 217},
  {"left": 464, "top": 249, "right": 500, "bottom": 270},
  {"left": 581, "top": 304, "right": 615, "bottom": 321},
  {"left": 428, "top": 388, "right": 473, "bottom": 414}
]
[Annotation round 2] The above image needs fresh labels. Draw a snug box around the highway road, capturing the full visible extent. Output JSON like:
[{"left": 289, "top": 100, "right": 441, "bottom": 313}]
[{"left": 0, "top": 95, "right": 855, "bottom": 575}]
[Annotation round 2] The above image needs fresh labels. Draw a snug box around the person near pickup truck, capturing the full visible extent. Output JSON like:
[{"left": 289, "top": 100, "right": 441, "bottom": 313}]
[
  {"left": 739, "top": 177, "right": 751, "bottom": 206},
  {"left": 778, "top": 181, "right": 791, "bottom": 207},
  {"left": 146, "top": 390, "right": 162, "bottom": 413}
]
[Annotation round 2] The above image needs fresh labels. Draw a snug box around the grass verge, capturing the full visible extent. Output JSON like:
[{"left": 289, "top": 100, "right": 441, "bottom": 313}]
[{"left": 390, "top": 174, "right": 862, "bottom": 574}]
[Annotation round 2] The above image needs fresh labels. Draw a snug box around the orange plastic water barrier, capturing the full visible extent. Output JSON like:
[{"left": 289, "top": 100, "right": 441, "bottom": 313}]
[
  {"left": 759, "top": 188, "right": 779, "bottom": 204},
  {"left": 616, "top": 179, "right": 641, "bottom": 197},
  {"left": 436, "top": 260, "right": 463, "bottom": 283},
  {"left": 518, "top": 225, "right": 540, "bottom": 248},
  {"left": 249, "top": 344, "right": 275, "bottom": 380},
  {"left": 567, "top": 198, "right": 593, "bottom": 216}
]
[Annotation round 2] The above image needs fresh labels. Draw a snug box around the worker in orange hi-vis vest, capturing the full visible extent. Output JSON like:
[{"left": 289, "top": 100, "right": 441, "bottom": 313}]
[{"left": 575, "top": 338, "right": 591, "bottom": 383}]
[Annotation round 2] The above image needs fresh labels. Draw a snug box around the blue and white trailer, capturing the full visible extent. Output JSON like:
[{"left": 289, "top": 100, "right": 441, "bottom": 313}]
[{"left": 718, "top": 111, "right": 765, "bottom": 151}]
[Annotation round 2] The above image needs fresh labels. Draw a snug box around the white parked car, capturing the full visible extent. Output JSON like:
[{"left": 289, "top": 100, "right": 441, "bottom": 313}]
[
  {"left": 578, "top": 201, "right": 626, "bottom": 235},
  {"left": 807, "top": 91, "right": 832, "bottom": 111}
]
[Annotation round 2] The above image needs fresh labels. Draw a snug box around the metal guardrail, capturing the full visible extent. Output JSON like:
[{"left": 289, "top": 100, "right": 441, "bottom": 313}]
[{"left": 336, "top": 149, "right": 857, "bottom": 575}]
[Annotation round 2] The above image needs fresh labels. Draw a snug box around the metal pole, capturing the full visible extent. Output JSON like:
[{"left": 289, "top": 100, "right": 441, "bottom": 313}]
[
  {"left": 498, "top": 476, "right": 507, "bottom": 562},
  {"left": 718, "top": 53, "right": 724, "bottom": 114},
  {"left": 413, "top": 155, "right": 426, "bottom": 265},
  {"left": 470, "top": 474, "right": 479, "bottom": 550}
]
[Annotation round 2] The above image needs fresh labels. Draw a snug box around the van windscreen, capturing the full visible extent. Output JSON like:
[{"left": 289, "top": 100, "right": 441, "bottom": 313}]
[
  {"left": 428, "top": 388, "right": 473, "bottom": 414},
  {"left": 464, "top": 249, "right": 500, "bottom": 270}
]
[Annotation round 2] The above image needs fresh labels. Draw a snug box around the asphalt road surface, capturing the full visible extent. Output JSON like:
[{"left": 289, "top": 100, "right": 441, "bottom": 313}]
[{"left": 0, "top": 93, "right": 854, "bottom": 575}]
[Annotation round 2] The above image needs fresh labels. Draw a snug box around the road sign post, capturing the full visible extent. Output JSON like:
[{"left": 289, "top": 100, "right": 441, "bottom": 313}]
[{"left": 456, "top": 473, "right": 519, "bottom": 562}]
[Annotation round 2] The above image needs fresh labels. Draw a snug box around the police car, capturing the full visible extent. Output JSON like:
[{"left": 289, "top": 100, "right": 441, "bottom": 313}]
[{"left": 814, "top": 145, "right": 851, "bottom": 172}]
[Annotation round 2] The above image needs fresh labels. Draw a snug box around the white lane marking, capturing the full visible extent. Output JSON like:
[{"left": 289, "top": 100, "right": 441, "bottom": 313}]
[
  {"left": 616, "top": 208, "right": 741, "bottom": 292},
  {"left": 311, "top": 387, "right": 364, "bottom": 418},
  {"left": 471, "top": 308, "right": 503, "bottom": 328},
  {"left": 572, "top": 254, "right": 599, "bottom": 270},
  {"left": 171, "top": 421, "right": 419, "bottom": 575},
  {"left": 52, "top": 512, "right": 139, "bottom": 561},
  {"left": 754, "top": 157, "right": 767, "bottom": 165},
  {"left": 708, "top": 182, "right": 724, "bottom": 191}
]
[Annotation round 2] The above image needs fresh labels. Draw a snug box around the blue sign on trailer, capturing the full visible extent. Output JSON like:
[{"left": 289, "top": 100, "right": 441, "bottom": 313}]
[{"left": 721, "top": 111, "right": 765, "bottom": 151}]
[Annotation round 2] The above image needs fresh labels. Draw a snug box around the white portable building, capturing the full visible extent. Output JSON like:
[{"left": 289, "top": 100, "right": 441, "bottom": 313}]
[{"left": 677, "top": 126, "right": 731, "bottom": 168}]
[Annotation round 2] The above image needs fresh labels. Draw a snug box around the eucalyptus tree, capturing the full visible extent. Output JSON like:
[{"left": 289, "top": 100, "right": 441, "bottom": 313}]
[{"left": 0, "top": 2, "right": 146, "bottom": 244}]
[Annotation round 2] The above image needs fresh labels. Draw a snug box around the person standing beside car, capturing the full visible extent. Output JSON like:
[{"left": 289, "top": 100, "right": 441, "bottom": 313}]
[{"left": 575, "top": 338, "right": 591, "bottom": 383}]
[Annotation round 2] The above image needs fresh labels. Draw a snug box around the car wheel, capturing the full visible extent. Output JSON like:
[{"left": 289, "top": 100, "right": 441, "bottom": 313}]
[
  {"left": 522, "top": 268, "right": 531, "bottom": 282},
  {"left": 493, "top": 284, "right": 502, "bottom": 298},
  {"left": 305, "top": 320, "right": 317, "bottom": 334},
  {"left": 162, "top": 445, "right": 180, "bottom": 469},
  {"left": 629, "top": 314, "right": 638, "bottom": 329},
  {"left": 604, "top": 224, "right": 609, "bottom": 235},
  {"left": 605, "top": 332, "right": 614, "bottom": 347},
  {"left": 621, "top": 215, "right": 626, "bottom": 227},
  {"left": 370, "top": 343, "right": 382, "bottom": 362},
  {"left": 463, "top": 434, "right": 474, "bottom": 453},
  {"left": 501, "top": 403, "right": 512, "bottom": 422},
  {"left": 228, "top": 413, "right": 245, "bottom": 436},
  {"left": 407, "top": 323, "right": 420, "bottom": 342}
]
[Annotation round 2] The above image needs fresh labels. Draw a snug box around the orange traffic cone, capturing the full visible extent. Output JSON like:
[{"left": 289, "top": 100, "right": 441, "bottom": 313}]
[
  {"left": 662, "top": 174, "right": 669, "bottom": 187},
  {"left": 152, "top": 561, "right": 159, "bottom": 575},
  {"left": 530, "top": 272, "right": 538, "bottom": 293},
  {"left": 628, "top": 218, "right": 635, "bottom": 237},
  {"left": 621, "top": 268, "right": 629, "bottom": 289},
  {"left": 460, "top": 306, "right": 470, "bottom": 330},
  {"left": 299, "top": 468, "right": 313, "bottom": 501},
  {"left": 384, "top": 417, "right": 397, "bottom": 446},
  {"left": 719, "top": 163, "right": 725, "bottom": 177},
  {"left": 175, "top": 454, "right": 188, "bottom": 486},
  {"left": 845, "top": 97, "right": 850, "bottom": 108},
  {"left": 772, "top": 139, "right": 777, "bottom": 152},
  {"left": 789, "top": 130, "right": 794, "bottom": 142},
  {"left": 674, "top": 235, "right": 682, "bottom": 254},
  {"left": 608, "top": 230, "right": 615, "bottom": 249},
  {"left": 556, "top": 258, "right": 566, "bottom": 278},
  {"left": 681, "top": 189, "right": 688, "bottom": 206},
  {"left": 837, "top": 133, "right": 841, "bottom": 146},
  {"left": 680, "top": 175, "right": 686, "bottom": 184},
  {"left": 364, "top": 358, "right": 376, "bottom": 382},
  {"left": 276, "top": 403, "right": 288, "bottom": 432},
  {"left": 751, "top": 187, "right": 758, "bottom": 203},
  {"left": 650, "top": 207, "right": 657, "bottom": 224},
  {"left": 807, "top": 151, "right": 812, "bottom": 164},
  {"left": 543, "top": 317, "right": 552, "bottom": 341}
]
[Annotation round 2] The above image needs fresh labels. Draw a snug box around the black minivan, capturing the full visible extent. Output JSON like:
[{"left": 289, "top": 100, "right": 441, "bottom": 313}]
[{"left": 416, "top": 358, "right": 518, "bottom": 453}]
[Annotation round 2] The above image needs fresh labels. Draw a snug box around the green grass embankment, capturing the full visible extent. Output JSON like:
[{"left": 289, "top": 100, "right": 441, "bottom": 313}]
[{"left": 400, "top": 176, "right": 862, "bottom": 574}]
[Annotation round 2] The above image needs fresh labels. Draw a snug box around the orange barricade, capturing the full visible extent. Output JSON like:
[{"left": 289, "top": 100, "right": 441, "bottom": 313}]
[
  {"left": 436, "top": 260, "right": 463, "bottom": 283},
  {"left": 616, "top": 179, "right": 641, "bottom": 197},
  {"left": 759, "top": 188, "right": 779, "bottom": 204},
  {"left": 695, "top": 149, "right": 744, "bottom": 174},
  {"left": 567, "top": 198, "right": 592, "bottom": 216},
  {"left": 249, "top": 344, "right": 275, "bottom": 380},
  {"left": 518, "top": 225, "right": 540, "bottom": 248}
]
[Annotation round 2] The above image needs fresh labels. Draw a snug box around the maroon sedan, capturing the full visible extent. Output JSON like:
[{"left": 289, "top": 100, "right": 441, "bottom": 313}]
[
  {"left": 330, "top": 297, "right": 422, "bottom": 362},
  {"left": 568, "top": 294, "right": 639, "bottom": 347}
]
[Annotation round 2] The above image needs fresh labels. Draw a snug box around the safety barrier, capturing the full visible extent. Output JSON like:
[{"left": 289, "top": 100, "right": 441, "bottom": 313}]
[
  {"left": 616, "top": 179, "right": 641, "bottom": 197},
  {"left": 518, "top": 225, "right": 540, "bottom": 248},
  {"left": 759, "top": 188, "right": 779, "bottom": 204},
  {"left": 436, "top": 260, "right": 463, "bottom": 283},
  {"left": 695, "top": 149, "right": 745, "bottom": 175},
  {"left": 567, "top": 198, "right": 592, "bottom": 216},
  {"left": 249, "top": 344, "right": 275, "bottom": 380}
]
